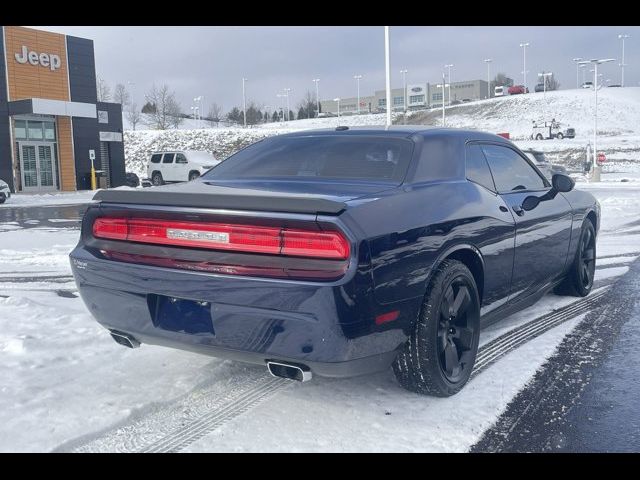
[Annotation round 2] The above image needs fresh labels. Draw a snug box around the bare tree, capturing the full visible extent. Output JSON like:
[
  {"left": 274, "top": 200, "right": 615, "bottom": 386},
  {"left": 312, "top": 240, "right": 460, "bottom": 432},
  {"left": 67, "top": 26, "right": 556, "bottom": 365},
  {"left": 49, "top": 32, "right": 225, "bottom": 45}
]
[
  {"left": 126, "top": 102, "right": 141, "bottom": 130},
  {"left": 113, "top": 83, "right": 131, "bottom": 106},
  {"left": 143, "top": 84, "right": 183, "bottom": 130},
  {"left": 97, "top": 76, "right": 111, "bottom": 102},
  {"left": 208, "top": 102, "right": 223, "bottom": 126}
]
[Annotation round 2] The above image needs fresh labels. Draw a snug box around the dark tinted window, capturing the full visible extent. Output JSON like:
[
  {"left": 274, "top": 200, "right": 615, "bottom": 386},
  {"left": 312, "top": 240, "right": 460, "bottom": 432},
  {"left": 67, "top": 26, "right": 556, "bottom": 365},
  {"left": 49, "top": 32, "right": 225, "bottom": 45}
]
[
  {"left": 150, "top": 154, "right": 162, "bottom": 164},
  {"left": 175, "top": 153, "right": 188, "bottom": 164},
  {"left": 204, "top": 135, "right": 414, "bottom": 182},
  {"left": 481, "top": 144, "right": 547, "bottom": 192},
  {"left": 466, "top": 144, "right": 495, "bottom": 191},
  {"left": 162, "top": 153, "right": 175, "bottom": 164}
]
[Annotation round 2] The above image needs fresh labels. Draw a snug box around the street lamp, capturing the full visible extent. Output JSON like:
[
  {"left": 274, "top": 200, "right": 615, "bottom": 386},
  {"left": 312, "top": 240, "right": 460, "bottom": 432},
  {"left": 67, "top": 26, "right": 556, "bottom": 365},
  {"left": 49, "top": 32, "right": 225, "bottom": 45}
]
[
  {"left": 444, "top": 64, "right": 453, "bottom": 105},
  {"left": 312, "top": 78, "right": 320, "bottom": 117},
  {"left": 580, "top": 63, "right": 588, "bottom": 86},
  {"left": 579, "top": 58, "right": 616, "bottom": 182},
  {"left": 573, "top": 58, "right": 583, "bottom": 89},
  {"left": 276, "top": 93, "right": 287, "bottom": 122},
  {"left": 520, "top": 43, "right": 530, "bottom": 91},
  {"left": 436, "top": 73, "right": 449, "bottom": 127},
  {"left": 193, "top": 96, "right": 203, "bottom": 128},
  {"left": 241, "top": 78, "right": 247, "bottom": 127},
  {"left": 334, "top": 98, "right": 341, "bottom": 118},
  {"left": 384, "top": 26, "right": 391, "bottom": 127},
  {"left": 484, "top": 59, "right": 492, "bottom": 99},
  {"left": 619, "top": 34, "right": 631, "bottom": 87},
  {"left": 283, "top": 88, "right": 291, "bottom": 121},
  {"left": 354, "top": 75, "right": 363, "bottom": 114},
  {"left": 400, "top": 69, "right": 408, "bottom": 113}
]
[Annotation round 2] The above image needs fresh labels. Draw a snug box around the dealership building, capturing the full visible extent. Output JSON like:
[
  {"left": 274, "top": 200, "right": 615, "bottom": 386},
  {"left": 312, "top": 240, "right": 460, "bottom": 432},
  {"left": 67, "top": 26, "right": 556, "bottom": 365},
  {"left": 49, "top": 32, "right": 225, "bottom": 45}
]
[
  {"left": 1, "top": 26, "right": 125, "bottom": 193},
  {"left": 320, "top": 79, "right": 491, "bottom": 115}
]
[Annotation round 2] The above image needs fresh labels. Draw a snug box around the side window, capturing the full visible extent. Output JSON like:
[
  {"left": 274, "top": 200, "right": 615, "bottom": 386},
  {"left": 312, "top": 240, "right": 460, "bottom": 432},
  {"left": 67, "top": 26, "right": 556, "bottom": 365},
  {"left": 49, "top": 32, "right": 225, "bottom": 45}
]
[
  {"left": 150, "top": 154, "right": 162, "bottom": 164},
  {"left": 465, "top": 144, "right": 495, "bottom": 192},
  {"left": 175, "top": 153, "right": 188, "bottom": 164},
  {"left": 162, "top": 153, "right": 175, "bottom": 164},
  {"left": 481, "top": 144, "right": 547, "bottom": 193}
]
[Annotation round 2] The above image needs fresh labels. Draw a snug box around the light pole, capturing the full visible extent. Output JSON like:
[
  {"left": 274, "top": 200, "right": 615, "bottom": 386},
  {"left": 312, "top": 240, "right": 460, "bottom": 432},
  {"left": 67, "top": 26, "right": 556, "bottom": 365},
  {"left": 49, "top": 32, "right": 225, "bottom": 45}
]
[
  {"left": 313, "top": 78, "right": 320, "bottom": 117},
  {"left": 484, "top": 59, "right": 492, "bottom": 99},
  {"left": 579, "top": 58, "right": 616, "bottom": 182},
  {"left": 619, "top": 34, "right": 630, "bottom": 87},
  {"left": 580, "top": 63, "right": 587, "bottom": 86},
  {"left": 334, "top": 98, "right": 341, "bottom": 118},
  {"left": 573, "top": 58, "right": 583, "bottom": 89},
  {"left": 444, "top": 64, "right": 453, "bottom": 105},
  {"left": 283, "top": 88, "right": 291, "bottom": 121},
  {"left": 354, "top": 75, "right": 362, "bottom": 114},
  {"left": 520, "top": 42, "right": 529, "bottom": 91},
  {"left": 384, "top": 26, "right": 391, "bottom": 127},
  {"left": 276, "top": 93, "right": 287, "bottom": 122},
  {"left": 400, "top": 69, "right": 408, "bottom": 113},
  {"left": 193, "top": 96, "right": 203, "bottom": 128},
  {"left": 436, "top": 73, "right": 449, "bottom": 127},
  {"left": 241, "top": 78, "right": 247, "bottom": 127}
]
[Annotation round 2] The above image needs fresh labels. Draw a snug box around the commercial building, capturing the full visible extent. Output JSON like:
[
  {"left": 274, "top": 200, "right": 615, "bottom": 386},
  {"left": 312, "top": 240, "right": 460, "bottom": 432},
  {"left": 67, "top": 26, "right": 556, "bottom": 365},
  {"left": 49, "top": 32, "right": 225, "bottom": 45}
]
[
  {"left": 1, "top": 26, "right": 125, "bottom": 193},
  {"left": 320, "top": 79, "right": 491, "bottom": 114}
]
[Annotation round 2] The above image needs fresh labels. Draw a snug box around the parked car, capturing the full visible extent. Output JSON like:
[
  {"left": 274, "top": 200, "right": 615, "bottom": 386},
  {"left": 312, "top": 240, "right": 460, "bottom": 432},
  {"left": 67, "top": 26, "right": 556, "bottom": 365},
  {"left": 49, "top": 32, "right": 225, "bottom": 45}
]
[
  {"left": 125, "top": 172, "right": 140, "bottom": 188},
  {"left": 494, "top": 85, "right": 508, "bottom": 97},
  {"left": 521, "top": 149, "right": 568, "bottom": 180},
  {"left": 508, "top": 85, "right": 528, "bottom": 95},
  {"left": 147, "top": 150, "right": 220, "bottom": 186},
  {"left": 531, "top": 120, "right": 576, "bottom": 140},
  {"left": 534, "top": 83, "right": 545, "bottom": 92},
  {"left": 462, "top": 98, "right": 472, "bottom": 103},
  {"left": 0, "top": 179, "right": 10, "bottom": 204},
  {"left": 71, "top": 127, "right": 600, "bottom": 397},
  {"left": 607, "top": 84, "right": 622, "bottom": 88},
  {"left": 582, "top": 82, "right": 593, "bottom": 89}
]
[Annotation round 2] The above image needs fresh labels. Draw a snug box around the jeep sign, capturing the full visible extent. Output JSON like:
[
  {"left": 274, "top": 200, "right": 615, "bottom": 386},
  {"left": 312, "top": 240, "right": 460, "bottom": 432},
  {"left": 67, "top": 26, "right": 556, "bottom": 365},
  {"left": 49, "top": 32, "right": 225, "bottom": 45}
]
[{"left": 15, "top": 45, "right": 61, "bottom": 71}]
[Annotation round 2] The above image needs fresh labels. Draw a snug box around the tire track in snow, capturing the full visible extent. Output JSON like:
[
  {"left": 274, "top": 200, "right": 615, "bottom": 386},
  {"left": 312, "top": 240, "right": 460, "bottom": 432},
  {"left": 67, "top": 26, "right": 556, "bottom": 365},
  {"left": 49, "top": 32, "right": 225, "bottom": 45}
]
[{"left": 65, "top": 367, "right": 290, "bottom": 453}]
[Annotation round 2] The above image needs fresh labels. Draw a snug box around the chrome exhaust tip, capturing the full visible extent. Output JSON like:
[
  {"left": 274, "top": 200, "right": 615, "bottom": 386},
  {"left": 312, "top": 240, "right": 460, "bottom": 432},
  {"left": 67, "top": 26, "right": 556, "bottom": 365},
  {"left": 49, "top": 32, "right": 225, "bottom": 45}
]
[
  {"left": 109, "top": 330, "right": 141, "bottom": 349},
  {"left": 266, "top": 361, "right": 312, "bottom": 382}
]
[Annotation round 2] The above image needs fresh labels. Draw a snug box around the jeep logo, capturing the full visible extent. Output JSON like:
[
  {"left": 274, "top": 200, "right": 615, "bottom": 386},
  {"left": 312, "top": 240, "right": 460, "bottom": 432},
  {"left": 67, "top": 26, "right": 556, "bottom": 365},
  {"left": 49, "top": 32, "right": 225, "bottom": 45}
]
[{"left": 15, "top": 45, "right": 61, "bottom": 71}]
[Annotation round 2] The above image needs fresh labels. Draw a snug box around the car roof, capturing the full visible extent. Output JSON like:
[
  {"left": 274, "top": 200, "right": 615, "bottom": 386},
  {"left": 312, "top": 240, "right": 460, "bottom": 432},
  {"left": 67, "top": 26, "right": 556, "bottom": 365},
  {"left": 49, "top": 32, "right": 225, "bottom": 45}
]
[{"left": 275, "top": 126, "right": 511, "bottom": 143}]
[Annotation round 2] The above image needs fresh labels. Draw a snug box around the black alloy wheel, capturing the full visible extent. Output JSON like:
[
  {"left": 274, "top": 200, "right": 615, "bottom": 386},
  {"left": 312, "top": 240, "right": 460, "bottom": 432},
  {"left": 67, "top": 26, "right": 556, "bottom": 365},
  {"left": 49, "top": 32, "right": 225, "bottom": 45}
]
[
  {"left": 152, "top": 172, "right": 163, "bottom": 186},
  {"left": 555, "top": 220, "right": 596, "bottom": 297}
]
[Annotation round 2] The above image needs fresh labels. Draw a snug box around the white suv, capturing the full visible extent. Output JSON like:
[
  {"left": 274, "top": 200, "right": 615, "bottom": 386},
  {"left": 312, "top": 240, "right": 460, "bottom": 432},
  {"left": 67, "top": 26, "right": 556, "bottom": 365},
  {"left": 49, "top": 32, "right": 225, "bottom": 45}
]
[
  {"left": 0, "top": 179, "right": 11, "bottom": 204},
  {"left": 147, "top": 150, "right": 220, "bottom": 186}
]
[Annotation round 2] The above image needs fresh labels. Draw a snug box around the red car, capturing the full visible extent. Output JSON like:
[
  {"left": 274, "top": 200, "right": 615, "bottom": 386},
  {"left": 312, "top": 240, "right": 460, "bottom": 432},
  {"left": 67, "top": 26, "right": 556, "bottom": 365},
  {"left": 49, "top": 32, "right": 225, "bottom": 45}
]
[{"left": 508, "top": 85, "right": 528, "bottom": 95}]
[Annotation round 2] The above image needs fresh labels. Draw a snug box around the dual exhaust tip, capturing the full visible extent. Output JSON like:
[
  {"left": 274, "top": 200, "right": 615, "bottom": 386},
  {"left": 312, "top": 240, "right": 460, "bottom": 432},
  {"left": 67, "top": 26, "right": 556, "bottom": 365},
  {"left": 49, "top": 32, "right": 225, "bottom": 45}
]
[
  {"left": 266, "top": 361, "right": 312, "bottom": 382},
  {"left": 109, "top": 330, "right": 312, "bottom": 383}
]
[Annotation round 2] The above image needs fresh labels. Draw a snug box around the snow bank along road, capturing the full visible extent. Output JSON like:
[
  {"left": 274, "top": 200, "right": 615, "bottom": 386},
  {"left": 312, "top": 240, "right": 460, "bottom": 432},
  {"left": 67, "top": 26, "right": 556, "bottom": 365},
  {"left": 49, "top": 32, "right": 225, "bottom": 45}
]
[{"left": 1, "top": 182, "right": 639, "bottom": 452}]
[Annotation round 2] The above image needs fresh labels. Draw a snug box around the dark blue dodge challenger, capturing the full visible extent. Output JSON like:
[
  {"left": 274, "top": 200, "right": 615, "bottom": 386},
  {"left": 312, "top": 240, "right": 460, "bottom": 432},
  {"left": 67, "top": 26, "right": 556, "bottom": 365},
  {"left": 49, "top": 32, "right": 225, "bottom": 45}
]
[{"left": 70, "top": 127, "right": 600, "bottom": 396}]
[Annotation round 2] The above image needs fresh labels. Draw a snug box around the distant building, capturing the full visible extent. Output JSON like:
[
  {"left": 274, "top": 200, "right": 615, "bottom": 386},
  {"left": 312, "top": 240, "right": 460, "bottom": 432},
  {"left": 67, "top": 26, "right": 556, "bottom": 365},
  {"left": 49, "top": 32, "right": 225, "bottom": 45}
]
[{"left": 320, "top": 79, "right": 491, "bottom": 114}]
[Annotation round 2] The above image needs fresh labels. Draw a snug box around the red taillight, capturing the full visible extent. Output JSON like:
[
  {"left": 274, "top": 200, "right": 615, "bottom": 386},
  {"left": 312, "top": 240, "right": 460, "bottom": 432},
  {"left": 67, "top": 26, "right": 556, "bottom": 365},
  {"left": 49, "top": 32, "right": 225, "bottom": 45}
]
[
  {"left": 375, "top": 310, "right": 400, "bottom": 325},
  {"left": 93, "top": 217, "right": 350, "bottom": 260}
]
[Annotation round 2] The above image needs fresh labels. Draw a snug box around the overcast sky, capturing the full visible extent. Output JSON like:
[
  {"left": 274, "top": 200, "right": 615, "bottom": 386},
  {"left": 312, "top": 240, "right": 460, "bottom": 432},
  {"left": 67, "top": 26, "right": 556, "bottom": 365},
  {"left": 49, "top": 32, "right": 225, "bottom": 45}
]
[{"left": 36, "top": 26, "right": 640, "bottom": 114}]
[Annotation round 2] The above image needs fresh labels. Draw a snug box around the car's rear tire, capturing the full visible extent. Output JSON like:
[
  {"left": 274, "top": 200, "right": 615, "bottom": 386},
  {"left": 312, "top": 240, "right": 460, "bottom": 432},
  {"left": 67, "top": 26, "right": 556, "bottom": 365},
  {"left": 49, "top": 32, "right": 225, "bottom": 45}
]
[
  {"left": 0, "top": 194, "right": 6, "bottom": 204},
  {"left": 188, "top": 171, "right": 200, "bottom": 181},
  {"left": 393, "top": 259, "right": 480, "bottom": 397},
  {"left": 554, "top": 220, "right": 596, "bottom": 297},
  {"left": 151, "top": 172, "right": 164, "bottom": 186},
  {"left": 556, "top": 132, "right": 564, "bottom": 140}
]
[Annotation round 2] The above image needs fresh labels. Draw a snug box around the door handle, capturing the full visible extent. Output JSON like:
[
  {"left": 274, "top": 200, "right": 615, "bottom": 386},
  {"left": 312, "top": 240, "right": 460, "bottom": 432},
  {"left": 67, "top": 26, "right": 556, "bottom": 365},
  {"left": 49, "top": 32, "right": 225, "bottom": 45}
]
[{"left": 512, "top": 205, "right": 525, "bottom": 216}]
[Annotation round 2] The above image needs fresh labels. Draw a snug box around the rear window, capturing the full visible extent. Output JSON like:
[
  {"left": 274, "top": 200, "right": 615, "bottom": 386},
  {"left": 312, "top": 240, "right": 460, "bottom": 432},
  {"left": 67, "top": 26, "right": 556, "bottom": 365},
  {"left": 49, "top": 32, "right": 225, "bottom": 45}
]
[
  {"left": 203, "top": 135, "right": 414, "bottom": 183},
  {"left": 150, "top": 154, "right": 162, "bottom": 164}
]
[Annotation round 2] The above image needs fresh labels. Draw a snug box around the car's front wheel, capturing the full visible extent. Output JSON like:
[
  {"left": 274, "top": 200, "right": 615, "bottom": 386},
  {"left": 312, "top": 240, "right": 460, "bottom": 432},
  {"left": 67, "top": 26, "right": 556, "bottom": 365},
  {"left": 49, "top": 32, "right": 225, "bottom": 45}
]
[
  {"left": 556, "top": 132, "right": 564, "bottom": 140},
  {"left": 151, "top": 172, "right": 164, "bottom": 186},
  {"left": 393, "top": 259, "right": 480, "bottom": 397},
  {"left": 555, "top": 220, "right": 596, "bottom": 297}
]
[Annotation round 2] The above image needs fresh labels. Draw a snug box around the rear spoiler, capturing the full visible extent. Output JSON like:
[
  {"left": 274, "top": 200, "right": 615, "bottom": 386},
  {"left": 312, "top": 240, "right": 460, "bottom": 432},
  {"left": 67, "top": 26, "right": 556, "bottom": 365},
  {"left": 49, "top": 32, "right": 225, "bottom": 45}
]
[{"left": 92, "top": 186, "right": 347, "bottom": 215}]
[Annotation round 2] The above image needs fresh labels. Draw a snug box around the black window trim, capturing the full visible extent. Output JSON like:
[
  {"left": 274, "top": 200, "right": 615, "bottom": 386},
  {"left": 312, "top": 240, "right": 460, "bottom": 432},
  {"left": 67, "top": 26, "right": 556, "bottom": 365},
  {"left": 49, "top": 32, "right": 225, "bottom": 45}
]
[
  {"left": 162, "top": 153, "right": 176, "bottom": 164},
  {"left": 475, "top": 141, "right": 551, "bottom": 194},
  {"left": 465, "top": 141, "right": 498, "bottom": 195}
]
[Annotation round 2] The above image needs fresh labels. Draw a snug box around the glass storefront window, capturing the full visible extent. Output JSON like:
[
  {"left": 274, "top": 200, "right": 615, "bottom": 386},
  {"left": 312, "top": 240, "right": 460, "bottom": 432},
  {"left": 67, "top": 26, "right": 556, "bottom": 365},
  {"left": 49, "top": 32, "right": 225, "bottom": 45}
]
[
  {"left": 44, "top": 122, "right": 56, "bottom": 140},
  {"left": 28, "top": 121, "right": 44, "bottom": 140},
  {"left": 14, "top": 120, "right": 27, "bottom": 140}
]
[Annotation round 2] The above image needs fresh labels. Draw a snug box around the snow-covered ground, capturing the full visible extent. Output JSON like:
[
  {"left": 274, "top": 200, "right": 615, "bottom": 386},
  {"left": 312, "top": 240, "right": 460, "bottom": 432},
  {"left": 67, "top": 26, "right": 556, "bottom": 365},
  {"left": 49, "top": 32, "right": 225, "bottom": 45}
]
[
  {"left": 3, "top": 191, "right": 96, "bottom": 208},
  {"left": 123, "top": 88, "right": 640, "bottom": 178},
  {"left": 1, "top": 173, "right": 638, "bottom": 452}
]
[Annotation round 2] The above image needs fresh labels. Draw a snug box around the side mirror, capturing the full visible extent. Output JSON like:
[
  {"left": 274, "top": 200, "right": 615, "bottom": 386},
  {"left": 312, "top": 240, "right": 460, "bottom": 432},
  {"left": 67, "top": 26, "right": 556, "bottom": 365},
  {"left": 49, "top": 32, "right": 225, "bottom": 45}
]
[
  {"left": 551, "top": 173, "right": 575, "bottom": 193},
  {"left": 522, "top": 196, "right": 541, "bottom": 211}
]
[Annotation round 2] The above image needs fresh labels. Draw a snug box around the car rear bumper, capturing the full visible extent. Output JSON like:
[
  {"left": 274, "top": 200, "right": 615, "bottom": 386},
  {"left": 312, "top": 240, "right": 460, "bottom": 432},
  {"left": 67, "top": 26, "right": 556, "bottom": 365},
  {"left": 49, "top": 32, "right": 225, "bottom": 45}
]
[{"left": 70, "top": 246, "right": 418, "bottom": 378}]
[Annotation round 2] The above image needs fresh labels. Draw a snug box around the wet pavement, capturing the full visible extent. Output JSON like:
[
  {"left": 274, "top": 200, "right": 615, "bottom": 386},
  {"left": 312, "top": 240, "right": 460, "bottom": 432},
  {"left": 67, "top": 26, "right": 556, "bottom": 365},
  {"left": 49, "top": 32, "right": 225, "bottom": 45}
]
[
  {"left": 0, "top": 203, "right": 87, "bottom": 230},
  {"left": 471, "top": 258, "right": 640, "bottom": 452}
]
